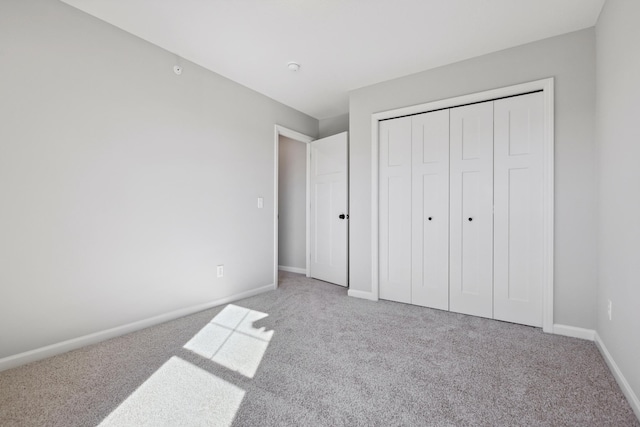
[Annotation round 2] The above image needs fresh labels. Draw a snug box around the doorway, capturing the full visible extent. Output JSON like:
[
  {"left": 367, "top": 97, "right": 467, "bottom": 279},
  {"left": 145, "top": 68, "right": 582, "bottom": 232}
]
[
  {"left": 273, "top": 125, "right": 349, "bottom": 288},
  {"left": 278, "top": 134, "right": 308, "bottom": 276},
  {"left": 273, "top": 125, "right": 313, "bottom": 287}
]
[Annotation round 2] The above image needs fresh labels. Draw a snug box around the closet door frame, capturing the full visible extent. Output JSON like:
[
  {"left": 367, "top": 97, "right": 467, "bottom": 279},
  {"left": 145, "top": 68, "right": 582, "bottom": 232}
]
[{"left": 368, "top": 78, "right": 555, "bottom": 333}]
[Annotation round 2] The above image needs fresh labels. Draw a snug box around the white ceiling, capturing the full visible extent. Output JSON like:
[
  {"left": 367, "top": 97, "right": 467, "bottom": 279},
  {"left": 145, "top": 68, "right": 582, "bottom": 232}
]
[{"left": 60, "top": 0, "right": 605, "bottom": 120}]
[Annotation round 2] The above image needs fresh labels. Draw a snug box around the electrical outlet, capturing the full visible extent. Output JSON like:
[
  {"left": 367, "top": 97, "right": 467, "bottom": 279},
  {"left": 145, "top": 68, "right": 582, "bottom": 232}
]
[
  {"left": 257, "top": 197, "right": 264, "bottom": 209},
  {"left": 217, "top": 265, "right": 224, "bottom": 278},
  {"left": 607, "top": 299, "right": 612, "bottom": 321}
]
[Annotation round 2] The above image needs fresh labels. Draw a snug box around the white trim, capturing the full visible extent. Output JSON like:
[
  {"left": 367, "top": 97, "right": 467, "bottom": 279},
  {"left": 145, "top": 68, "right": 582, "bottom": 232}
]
[
  {"left": 0, "top": 284, "right": 275, "bottom": 373},
  {"left": 541, "top": 79, "right": 555, "bottom": 334},
  {"left": 595, "top": 333, "right": 640, "bottom": 420},
  {"left": 306, "top": 143, "right": 311, "bottom": 278},
  {"left": 552, "top": 324, "right": 595, "bottom": 341},
  {"left": 348, "top": 289, "right": 378, "bottom": 301},
  {"left": 278, "top": 265, "right": 307, "bottom": 275},
  {"left": 275, "top": 125, "right": 315, "bottom": 144},
  {"left": 274, "top": 125, "right": 315, "bottom": 287},
  {"left": 371, "top": 108, "right": 380, "bottom": 301},
  {"left": 370, "top": 78, "right": 555, "bottom": 329}
]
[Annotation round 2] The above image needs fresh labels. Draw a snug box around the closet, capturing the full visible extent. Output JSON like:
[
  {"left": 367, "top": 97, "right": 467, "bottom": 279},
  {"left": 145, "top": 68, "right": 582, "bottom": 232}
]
[{"left": 379, "top": 91, "right": 544, "bottom": 327}]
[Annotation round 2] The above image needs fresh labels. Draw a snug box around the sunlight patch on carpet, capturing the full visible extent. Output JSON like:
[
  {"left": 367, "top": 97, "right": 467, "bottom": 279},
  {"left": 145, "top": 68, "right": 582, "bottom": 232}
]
[
  {"left": 99, "top": 356, "right": 245, "bottom": 427},
  {"left": 184, "top": 304, "right": 274, "bottom": 378}
]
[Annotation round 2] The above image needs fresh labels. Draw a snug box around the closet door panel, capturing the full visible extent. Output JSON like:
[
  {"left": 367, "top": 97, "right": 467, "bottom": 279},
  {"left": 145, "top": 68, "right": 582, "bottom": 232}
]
[
  {"left": 449, "top": 102, "right": 494, "bottom": 319},
  {"left": 411, "top": 109, "right": 449, "bottom": 310},
  {"left": 493, "top": 92, "right": 544, "bottom": 327},
  {"left": 379, "top": 117, "right": 412, "bottom": 303}
]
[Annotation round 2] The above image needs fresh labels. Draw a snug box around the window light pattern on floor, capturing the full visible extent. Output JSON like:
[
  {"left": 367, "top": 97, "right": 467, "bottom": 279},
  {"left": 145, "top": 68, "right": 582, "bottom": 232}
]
[
  {"left": 184, "top": 304, "right": 274, "bottom": 379},
  {"left": 99, "top": 356, "right": 245, "bottom": 427},
  {"left": 98, "top": 304, "right": 273, "bottom": 426}
]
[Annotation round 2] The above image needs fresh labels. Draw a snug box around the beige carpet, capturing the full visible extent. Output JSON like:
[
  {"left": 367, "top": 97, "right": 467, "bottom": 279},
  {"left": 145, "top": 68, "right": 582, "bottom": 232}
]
[{"left": 0, "top": 271, "right": 637, "bottom": 426}]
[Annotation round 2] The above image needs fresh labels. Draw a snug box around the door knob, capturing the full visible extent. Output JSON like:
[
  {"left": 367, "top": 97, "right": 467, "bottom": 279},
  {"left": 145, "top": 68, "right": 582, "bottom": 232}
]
[
  {"left": 468, "top": 217, "right": 473, "bottom": 221},
  {"left": 428, "top": 217, "right": 432, "bottom": 221},
  {"left": 339, "top": 214, "right": 346, "bottom": 219}
]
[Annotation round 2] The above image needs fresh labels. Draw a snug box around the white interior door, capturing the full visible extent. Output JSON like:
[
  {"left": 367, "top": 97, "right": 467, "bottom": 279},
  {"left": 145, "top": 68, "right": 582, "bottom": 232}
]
[
  {"left": 449, "top": 102, "right": 494, "bottom": 319},
  {"left": 493, "top": 92, "right": 544, "bottom": 326},
  {"left": 411, "top": 109, "right": 450, "bottom": 310},
  {"left": 310, "top": 132, "right": 348, "bottom": 287},
  {"left": 379, "top": 117, "right": 412, "bottom": 303}
]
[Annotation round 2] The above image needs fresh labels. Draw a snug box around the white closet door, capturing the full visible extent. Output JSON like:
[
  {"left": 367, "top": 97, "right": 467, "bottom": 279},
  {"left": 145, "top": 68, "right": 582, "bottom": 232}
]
[
  {"left": 411, "top": 109, "right": 450, "bottom": 310},
  {"left": 379, "top": 117, "right": 412, "bottom": 303},
  {"left": 493, "top": 92, "right": 544, "bottom": 326},
  {"left": 449, "top": 102, "right": 494, "bottom": 319}
]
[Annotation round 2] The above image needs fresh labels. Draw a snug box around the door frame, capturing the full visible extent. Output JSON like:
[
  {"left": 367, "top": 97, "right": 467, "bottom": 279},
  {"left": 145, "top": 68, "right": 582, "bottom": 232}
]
[
  {"left": 273, "top": 125, "right": 315, "bottom": 287},
  {"left": 370, "top": 78, "right": 555, "bottom": 333}
]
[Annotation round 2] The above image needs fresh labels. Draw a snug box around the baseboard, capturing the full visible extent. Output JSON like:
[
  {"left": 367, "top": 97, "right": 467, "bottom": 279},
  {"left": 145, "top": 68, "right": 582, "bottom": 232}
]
[
  {"left": 595, "top": 332, "right": 640, "bottom": 421},
  {"left": 347, "top": 289, "right": 378, "bottom": 301},
  {"left": 552, "top": 324, "right": 596, "bottom": 341},
  {"left": 0, "top": 283, "right": 275, "bottom": 373},
  {"left": 278, "top": 265, "right": 307, "bottom": 275}
]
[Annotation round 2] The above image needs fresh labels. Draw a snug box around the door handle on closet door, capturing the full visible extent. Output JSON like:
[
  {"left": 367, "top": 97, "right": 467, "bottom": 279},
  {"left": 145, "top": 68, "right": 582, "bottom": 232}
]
[{"left": 468, "top": 217, "right": 473, "bottom": 222}]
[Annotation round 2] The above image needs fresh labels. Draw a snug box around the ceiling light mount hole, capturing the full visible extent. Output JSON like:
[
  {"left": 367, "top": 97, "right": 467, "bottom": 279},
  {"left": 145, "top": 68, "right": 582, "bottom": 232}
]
[{"left": 287, "top": 62, "right": 300, "bottom": 72}]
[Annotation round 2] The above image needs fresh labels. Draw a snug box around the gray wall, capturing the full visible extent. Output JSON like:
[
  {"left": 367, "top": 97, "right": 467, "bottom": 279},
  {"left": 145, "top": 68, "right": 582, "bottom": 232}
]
[
  {"left": 319, "top": 114, "right": 349, "bottom": 138},
  {"left": 0, "top": 0, "right": 317, "bottom": 359},
  {"left": 278, "top": 136, "right": 307, "bottom": 270},
  {"left": 349, "top": 29, "right": 597, "bottom": 329},
  {"left": 595, "top": 0, "right": 640, "bottom": 406}
]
